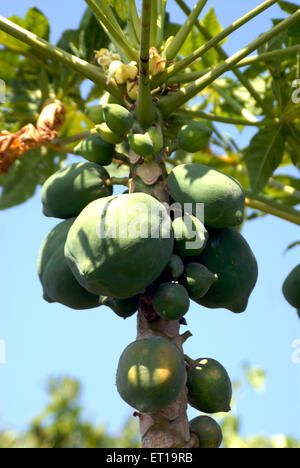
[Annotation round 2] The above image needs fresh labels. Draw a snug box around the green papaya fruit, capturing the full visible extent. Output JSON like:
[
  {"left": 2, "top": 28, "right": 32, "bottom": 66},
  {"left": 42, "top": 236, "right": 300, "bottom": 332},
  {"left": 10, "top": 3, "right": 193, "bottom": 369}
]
[
  {"left": 85, "top": 105, "right": 104, "bottom": 124},
  {"left": 74, "top": 135, "right": 113, "bottom": 166},
  {"left": 195, "top": 227, "right": 258, "bottom": 313},
  {"left": 128, "top": 133, "right": 154, "bottom": 157},
  {"left": 41, "top": 162, "right": 112, "bottom": 219},
  {"left": 102, "top": 104, "right": 133, "bottom": 136},
  {"left": 172, "top": 214, "right": 208, "bottom": 257},
  {"left": 152, "top": 283, "right": 190, "bottom": 320},
  {"left": 282, "top": 264, "right": 300, "bottom": 311},
  {"left": 168, "top": 164, "right": 245, "bottom": 228},
  {"left": 65, "top": 193, "right": 174, "bottom": 298},
  {"left": 178, "top": 121, "right": 212, "bottom": 153},
  {"left": 182, "top": 263, "right": 218, "bottom": 300},
  {"left": 38, "top": 219, "right": 100, "bottom": 310},
  {"left": 100, "top": 295, "right": 139, "bottom": 318},
  {"left": 96, "top": 123, "right": 123, "bottom": 144},
  {"left": 165, "top": 254, "right": 185, "bottom": 280},
  {"left": 116, "top": 336, "right": 186, "bottom": 412},
  {"left": 148, "top": 127, "right": 164, "bottom": 154},
  {"left": 187, "top": 358, "right": 232, "bottom": 414},
  {"left": 189, "top": 416, "right": 223, "bottom": 449}
]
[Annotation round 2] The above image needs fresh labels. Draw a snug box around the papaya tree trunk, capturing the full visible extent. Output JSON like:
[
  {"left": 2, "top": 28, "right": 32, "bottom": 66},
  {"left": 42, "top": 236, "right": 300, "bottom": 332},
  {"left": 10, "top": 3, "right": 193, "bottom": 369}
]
[{"left": 136, "top": 299, "right": 198, "bottom": 448}]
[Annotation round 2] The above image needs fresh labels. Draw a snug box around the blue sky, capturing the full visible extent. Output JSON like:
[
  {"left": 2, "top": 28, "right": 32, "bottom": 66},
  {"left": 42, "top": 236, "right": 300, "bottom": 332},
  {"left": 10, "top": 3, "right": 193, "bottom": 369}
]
[{"left": 0, "top": 0, "right": 300, "bottom": 441}]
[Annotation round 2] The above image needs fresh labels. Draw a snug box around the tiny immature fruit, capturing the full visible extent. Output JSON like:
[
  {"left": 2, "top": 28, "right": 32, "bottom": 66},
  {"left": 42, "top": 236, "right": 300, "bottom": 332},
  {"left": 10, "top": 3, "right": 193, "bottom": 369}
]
[
  {"left": 182, "top": 263, "right": 218, "bottom": 300},
  {"left": 116, "top": 336, "right": 186, "bottom": 413},
  {"left": 178, "top": 121, "right": 212, "bottom": 153},
  {"left": 74, "top": 135, "right": 113, "bottom": 166},
  {"left": 187, "top": 358, "right": 232, "bottom": 414},
  {"left": 189, "top": 416, "right": 223, "bottom": 449},
  {"left": 99, "top": 295, "right": 139, "bottom": 319},
  {"left": 102, "top": 104, "right": 133, "bottom": 136},
  {"left": 96, "top": 123, "right": 123, "bottom": 145},
  {"left": 153, "top": 283, "right": 190, "bottom": 321},
  {"left": 128, "top": 133, "right": 154, "bottom": 157},
  {"left": 165, "top": 254, "right": 185, "bottom": 280}
]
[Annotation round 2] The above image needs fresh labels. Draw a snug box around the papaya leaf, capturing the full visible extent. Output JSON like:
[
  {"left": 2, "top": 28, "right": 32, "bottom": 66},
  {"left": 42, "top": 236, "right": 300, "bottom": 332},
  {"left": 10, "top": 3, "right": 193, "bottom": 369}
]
[
  {"left": 24, "top": 7, "right": 50, "bottom": 41},
  {"left": 0, "top": 148, "right": 66, "bottom": 210},
  {"left": 245, "top": 127, "right": 285, "bottom": 193},
  {"left": 278, "top": 1, "right": 300, "bottom": 14},
  {"left": 285, "top": 240, "right": 300, "bottom": 252}
]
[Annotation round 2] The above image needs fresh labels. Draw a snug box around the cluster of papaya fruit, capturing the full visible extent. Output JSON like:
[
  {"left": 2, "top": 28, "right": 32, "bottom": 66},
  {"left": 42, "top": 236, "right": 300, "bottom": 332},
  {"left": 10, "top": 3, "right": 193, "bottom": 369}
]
[{"left": 37, "top": 97, "right": 259, "bottom": 448}]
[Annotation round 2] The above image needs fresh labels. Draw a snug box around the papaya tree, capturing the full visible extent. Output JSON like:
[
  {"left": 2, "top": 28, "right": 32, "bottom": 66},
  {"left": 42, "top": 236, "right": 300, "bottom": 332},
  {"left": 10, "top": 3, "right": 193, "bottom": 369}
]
[{"left": 0, "top": 0, "right": 299, "bottom": 449}]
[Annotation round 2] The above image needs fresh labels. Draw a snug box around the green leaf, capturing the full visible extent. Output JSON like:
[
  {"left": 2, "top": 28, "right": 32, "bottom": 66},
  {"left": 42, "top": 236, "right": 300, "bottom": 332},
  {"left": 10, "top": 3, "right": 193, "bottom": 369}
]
[
  {"left": 25, "top": 7, "right": 50, "bottom": 40},
  {"left": 245, "top": 127, "right": 285, "bottom": 193},
  {"left": 0, "top": 148, "right": 66, "bottom": 210},
  {"left": 278, "top": 1, "right": 300, "bottom": 14},
  {"left": 285, "top": 240, "right": 300, "bottom": 252}
]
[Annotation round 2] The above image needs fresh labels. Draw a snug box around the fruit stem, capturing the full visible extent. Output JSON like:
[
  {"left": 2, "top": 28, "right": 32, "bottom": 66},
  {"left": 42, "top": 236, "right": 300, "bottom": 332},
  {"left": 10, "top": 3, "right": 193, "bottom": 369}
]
[
  {"left": 184, "top": 354, "right": 197, "bottom": 367},
  {"left": 245, "top": 192, "right": 300, "bottom": 226},
  {"left": 174, "top": 0, "right": 272, "bottom": 116},
  {"left": 0, "top": 16, "right": 122, "bottom": 101},
  {"left": 136, "top": 0, "right": 155, "bottom": 128},
  {"left": 164, "top": 0, "right": 208, "bottom": 61},
  {"left": 152, "top": 0, "right": 278, "bottom": 88},
  {"left": 84, "top": 0, "right": 139, "bottom": 62},
  {"left": 158, "top": 10, "right": 300, "bottom": 114},
  {"left": 107, "top": 177, "right": 129, "bottom": 187}
]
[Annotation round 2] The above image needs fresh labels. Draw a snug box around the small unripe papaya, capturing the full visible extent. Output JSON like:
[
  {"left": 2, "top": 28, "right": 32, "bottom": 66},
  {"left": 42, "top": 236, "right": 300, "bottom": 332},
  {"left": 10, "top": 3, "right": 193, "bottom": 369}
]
[
  {"left": 74, "top": 135, "right": 113, "bottom": 166},
  {"left": 189, "top": 416, "right": 223, "bottom": 449},
  {"left": 172, "top": 214, "right": 208, "bottom": 257},
  {"left": 165, "top": 254, "right": 185, "bottom": 280},
  {"left": 182, "top": 263, "right": 218, "bottom": 300},
  {"left": 152, "top": 283, "right": 190, "bottom": 320},
  {"left": 116, "top": 336, "right": 186, "bottom": 412},
  {"left": 187, "top": 358, "right": 232, "bottom": 414},
  {"left": 128, "top": 133, "right": 154, "bottom": 157},
  {"left": 100, "top": 295, "right": 139, "bottom": 319},
  {"left": 85, "top": 105, "right": 104, "bottom": 124},
  {"left": 282, "top": 264, "right": 300, "bottom": 311},
  {"left": 178, "top": 121, "right": 212, "bottom": 153},
  {"left": 96, "top": 123, "right": 123, "bottom": 144},
  {"left": 147, "top": 126, "right": 164, "bottom": 154},
  {"left": 102, "top": 104, "right": 133, "bottom": 136}
]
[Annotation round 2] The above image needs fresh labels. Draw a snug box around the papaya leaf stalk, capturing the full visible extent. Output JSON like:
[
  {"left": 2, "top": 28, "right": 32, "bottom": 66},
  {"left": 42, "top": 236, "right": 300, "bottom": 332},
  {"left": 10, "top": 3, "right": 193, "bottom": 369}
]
[
  {"left": 177, "top": 108, "right": 280, "bottom": 127},
  {"left": 152, "top": 0, "right": 279, "bottom": 88},
  {"left": 245, "top": 193, "right": 300, "bottom": 226},
  {"left": 158, "top": 10, "right": 300, "bottom": 115},
  {"left": 84, "top": 0, "right": 139, "bottom": 62},
  {"left": 129, "top": 0, "right": 142, "bottom": 42},
  {"left": 164, "top": 0, "right": 208, "bottom": 61},
  {"left": 174, "top": 0, "right": 273, "bottom": 115},
  {"left": 0, "top": 16, "right": 122, "bottom": 100},
  {"left": 137, "top": 0, "right": 155, "bottom": 128}
]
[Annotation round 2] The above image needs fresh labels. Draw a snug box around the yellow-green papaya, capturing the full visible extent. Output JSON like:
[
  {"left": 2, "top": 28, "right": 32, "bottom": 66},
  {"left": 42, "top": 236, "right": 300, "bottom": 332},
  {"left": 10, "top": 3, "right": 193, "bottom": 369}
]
[
  {"left": 195, "top": 228, "right": 258, "bottom": 313},
  {"left": 102, "top": 104, "right": 133, "bottom": 136},
  {"left": 128, "top": 133, "right": 154, "bottom": 157},
  {"left": 96, "top": 123, "right": 123, "bottom": 144},
  {"left": 152, "top": 283, "right": 190, "bottom": 320},
  {"left": 65, "top": 193, "right": 174, "bottom": 298},
  {"left": 74, "top": 135, "right": 113, "bottom": 166},
  {"left": 38, "top": 219, "right": 100, "bottom": 310},
  {"left": 189, "top": 416, "right": 223, "bottom": 448},
  {"left": 41, "top": 162, "right": 112, "bottom": 219},
  {"left": 116, "top": 336, "right": 186, "bottom": 412},
  {"left": 168, "top": 164, "right": 245, "bottom": 228},
  {"left": 178, "top": 121, "right": 212, "bottom": 153},
  {"left": 187, "top": 358, "right": 232, "bottom": 414},
  {"left": 282, "top": 264, "right": 300, "bottom": 311}
]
